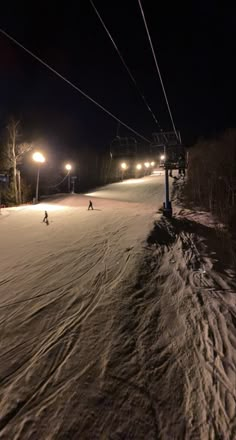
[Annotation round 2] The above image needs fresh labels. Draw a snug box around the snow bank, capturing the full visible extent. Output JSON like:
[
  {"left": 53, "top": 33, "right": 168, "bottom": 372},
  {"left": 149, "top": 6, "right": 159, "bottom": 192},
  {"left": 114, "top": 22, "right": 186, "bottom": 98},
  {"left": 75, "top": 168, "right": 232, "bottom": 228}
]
[{"left": 144, "top": 216, "right": 236, "bottom": 439}]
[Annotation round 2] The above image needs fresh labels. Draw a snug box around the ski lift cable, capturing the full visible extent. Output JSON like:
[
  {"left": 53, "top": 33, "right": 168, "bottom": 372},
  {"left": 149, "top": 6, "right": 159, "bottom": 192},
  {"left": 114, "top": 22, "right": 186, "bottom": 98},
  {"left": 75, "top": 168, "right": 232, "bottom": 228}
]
[
  {"left": 0, "top": 28, "right": 151, "bottom": 144},
  {"left": 48, "top": 171, "right": 70, "bottom": 188},
  {"left": 137, "top": 0, "right": 180, "bottom": 142},
  {"left": 90, "top": 0, "right": 161, "bottom": 129}
]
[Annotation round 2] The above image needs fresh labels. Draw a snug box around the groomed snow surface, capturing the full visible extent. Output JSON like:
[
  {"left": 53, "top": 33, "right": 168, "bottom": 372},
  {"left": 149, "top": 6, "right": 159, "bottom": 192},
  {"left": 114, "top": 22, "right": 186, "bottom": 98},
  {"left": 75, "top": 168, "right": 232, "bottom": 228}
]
[{"left": 0, "top": 174, "right": 236, "bottom": 439}]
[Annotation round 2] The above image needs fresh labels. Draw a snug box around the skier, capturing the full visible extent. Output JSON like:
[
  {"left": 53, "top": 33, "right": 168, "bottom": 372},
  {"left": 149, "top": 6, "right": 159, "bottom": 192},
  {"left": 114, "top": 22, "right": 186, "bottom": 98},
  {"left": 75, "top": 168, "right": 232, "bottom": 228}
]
[
  {"left": 43, "top": 210, "right": 49, "bottom": 225},
  {"left": 178, "top": 155, "right": 186, "bottom": 178},
  {"left": 88, "top": 200, "right": 94, "bottom": 210}
]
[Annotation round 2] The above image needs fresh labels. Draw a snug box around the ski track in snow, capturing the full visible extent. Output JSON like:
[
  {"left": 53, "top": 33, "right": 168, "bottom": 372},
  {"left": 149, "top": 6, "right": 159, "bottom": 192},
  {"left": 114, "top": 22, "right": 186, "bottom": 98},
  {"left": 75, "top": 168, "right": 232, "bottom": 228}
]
[
  {"left": 0, "top": 174, "right": 236, "bottom": 439},
  {"left": 142, "top": 218, "right": 236, "bottom": 439}
]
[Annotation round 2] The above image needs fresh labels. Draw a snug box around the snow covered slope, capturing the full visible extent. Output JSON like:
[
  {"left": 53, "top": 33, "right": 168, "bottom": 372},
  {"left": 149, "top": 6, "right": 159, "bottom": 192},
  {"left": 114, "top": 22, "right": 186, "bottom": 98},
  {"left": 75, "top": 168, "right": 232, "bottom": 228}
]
[
  {"left": 0, "top": 174, "right": 235, "bottom": 439},
  {"left": 0, "top": 175, "right": 164, "bottom": 439},
  {"left": 144, "top": 216, "right": 236, "bottom": 439}
]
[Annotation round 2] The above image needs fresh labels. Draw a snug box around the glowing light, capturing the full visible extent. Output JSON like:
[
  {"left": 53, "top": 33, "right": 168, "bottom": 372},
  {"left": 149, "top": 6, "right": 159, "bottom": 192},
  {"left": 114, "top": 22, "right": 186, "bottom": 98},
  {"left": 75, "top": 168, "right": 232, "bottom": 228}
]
[
  {"left": 144, "top": 162, "right": 150, "bottom": 168},
  {"left": 33, "top": 152, "right": 45, "bottom": 163},
  {"left": 65, "top": 163, "right": 72, "bottom": 171},
  {"left": 121, "top": 162, "right": 127, "bottom": 170},
  {"left": 151, "top": 161, "right": 155, "bottom": 166},
  {"left": 160, "top": 155, "right": 165, "bottom": 161},
  {"left": 136, "top": 164, "right": 142, "bottom": 170}
]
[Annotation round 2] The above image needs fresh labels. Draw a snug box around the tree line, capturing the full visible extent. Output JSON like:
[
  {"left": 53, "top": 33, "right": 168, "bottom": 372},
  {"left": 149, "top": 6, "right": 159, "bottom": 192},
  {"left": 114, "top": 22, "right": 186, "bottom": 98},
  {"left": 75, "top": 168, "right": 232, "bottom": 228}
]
[
  {"left": 0, "top": 118, "right": 32, "bottom": 205},
  {"left": 184, "top": 129, "right": 236, "bottom": 232},
  {"left": 0, "top": 118, "right": 129, "bottom": 206}
]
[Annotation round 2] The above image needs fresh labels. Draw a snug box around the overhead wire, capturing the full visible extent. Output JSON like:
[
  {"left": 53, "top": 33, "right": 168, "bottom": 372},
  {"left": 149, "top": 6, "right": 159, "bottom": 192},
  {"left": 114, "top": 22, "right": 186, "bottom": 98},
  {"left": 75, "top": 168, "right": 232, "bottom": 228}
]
[
  {"left": 0, "top": 28, "right": 151, "bottom": 143},
  {"left": 137, "top": 0, "right": 180, "bottom": 142},
  {"left": 90, "top": 0, "right": 161, "bottom": 129},
  {"left": 48, "top": 171, "right": 70, "bottom": 188}
]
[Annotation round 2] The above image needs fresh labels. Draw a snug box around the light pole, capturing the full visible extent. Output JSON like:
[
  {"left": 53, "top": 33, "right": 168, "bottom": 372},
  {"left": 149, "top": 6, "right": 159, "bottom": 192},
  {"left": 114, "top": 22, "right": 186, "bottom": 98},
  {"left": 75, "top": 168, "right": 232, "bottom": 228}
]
[
  {"left": 135, "top": 163, "right": 142, "bottom": 178},
  {"left": 65, "top": 164, "right": 72, "bottom": 192},
  {"left": 33, "top": 152, "right": 45, "bottom": 203},
  {"left": 120, "top": 162, "right": 127, "bottom": 180},
  {"left": 160, "top": 154, "right": 165, "bottom": 167},
  {"left": 144, "top": 161, "right": 150, "bottom": 175},
  {"left": 71, "top": 176, "right": 77, "bottom": 193}
]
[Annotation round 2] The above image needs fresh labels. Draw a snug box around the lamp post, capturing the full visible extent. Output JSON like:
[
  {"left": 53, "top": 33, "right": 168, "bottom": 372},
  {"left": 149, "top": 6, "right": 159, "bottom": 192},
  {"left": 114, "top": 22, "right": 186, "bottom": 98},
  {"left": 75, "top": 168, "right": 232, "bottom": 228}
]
[
  {"left": 65, "top": 164, "right": 72, "bottom": 192},
  {"left": 33, "top": 152, "right": 45, "bottom": 203},
  {"left": 71, "top": 176, "right": 77, "bottom": 194},
  {"left": 136, "top": 163, "right": 142, "bottom": 178},
  {"left": 120, "top": 162, "right": 127, "bottom": 180},
  {"left": 144, "top": 162, "right": 150, "bottom": 175},
  {"left": 160, "top": 154, "right": 165, "bottom": 167}
]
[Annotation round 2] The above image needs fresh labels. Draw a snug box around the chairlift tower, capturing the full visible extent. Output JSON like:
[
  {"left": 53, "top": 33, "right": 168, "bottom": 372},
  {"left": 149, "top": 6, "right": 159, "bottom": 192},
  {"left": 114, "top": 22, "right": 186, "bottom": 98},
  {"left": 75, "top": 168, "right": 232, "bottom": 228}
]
[{"left": 150, "top": 131, "right": 183, "bottom": 218}]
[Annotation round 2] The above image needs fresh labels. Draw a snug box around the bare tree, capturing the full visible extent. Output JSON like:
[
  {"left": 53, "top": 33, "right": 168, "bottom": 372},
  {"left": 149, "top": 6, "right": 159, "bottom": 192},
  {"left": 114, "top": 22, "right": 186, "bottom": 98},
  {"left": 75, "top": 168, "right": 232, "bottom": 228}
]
[
  {"left": 5, "top": 119, "right": 32, "bottom": 204},
  {"left": 184, "top": 130, "right": 236, "bottom": 227}
]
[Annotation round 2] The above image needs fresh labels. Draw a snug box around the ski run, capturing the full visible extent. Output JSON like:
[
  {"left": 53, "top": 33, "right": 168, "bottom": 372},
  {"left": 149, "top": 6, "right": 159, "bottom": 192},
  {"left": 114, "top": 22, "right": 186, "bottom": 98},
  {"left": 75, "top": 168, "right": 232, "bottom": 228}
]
[{"left": 0, "top": 174, "right": 235, "bottom": 439}]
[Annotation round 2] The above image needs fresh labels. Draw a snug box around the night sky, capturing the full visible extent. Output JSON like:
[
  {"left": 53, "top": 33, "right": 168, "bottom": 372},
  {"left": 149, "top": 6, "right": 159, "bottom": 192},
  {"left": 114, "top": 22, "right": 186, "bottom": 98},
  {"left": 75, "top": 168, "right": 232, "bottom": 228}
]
[{"left": 0, "top": 1, "right": 235, "bottom": 159}]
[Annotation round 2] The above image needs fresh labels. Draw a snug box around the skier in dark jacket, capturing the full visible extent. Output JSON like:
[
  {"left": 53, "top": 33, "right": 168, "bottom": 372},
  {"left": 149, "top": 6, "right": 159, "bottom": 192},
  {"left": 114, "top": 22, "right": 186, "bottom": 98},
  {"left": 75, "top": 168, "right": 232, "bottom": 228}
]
[
  {"left": 43, "top": 210, "right": 49, "bottom": 224},
  {"left": 178, "top": 155, "right": 186, "bottom": 177},
  {"left": 88, "top": 200, "right": 94, "bottom": 210}
]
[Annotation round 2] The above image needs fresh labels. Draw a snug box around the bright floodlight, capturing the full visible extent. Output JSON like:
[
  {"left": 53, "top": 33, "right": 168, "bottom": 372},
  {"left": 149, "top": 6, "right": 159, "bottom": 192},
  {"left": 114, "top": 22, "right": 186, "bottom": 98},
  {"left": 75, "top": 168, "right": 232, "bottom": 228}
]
[
  {"left": 151, "top": 161, "right": 155, "bottom": 166},
  {"left": 65, "top": 163, "right": 72, "bottom": 171},
  {"left": 136, "top": 163, "right": 142, "bottom": 170},
  {"left": 144, "top": 162, "right": 150, "bottom": 168},
  {"left": 33, "top": 152, "right": 45, "bottom": 163},
  {"left": 121, "top": 162, "right": 127, "bottom": 170},
  {"left": 160, "top": 155, "right": 165, "bottom": 161}
]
